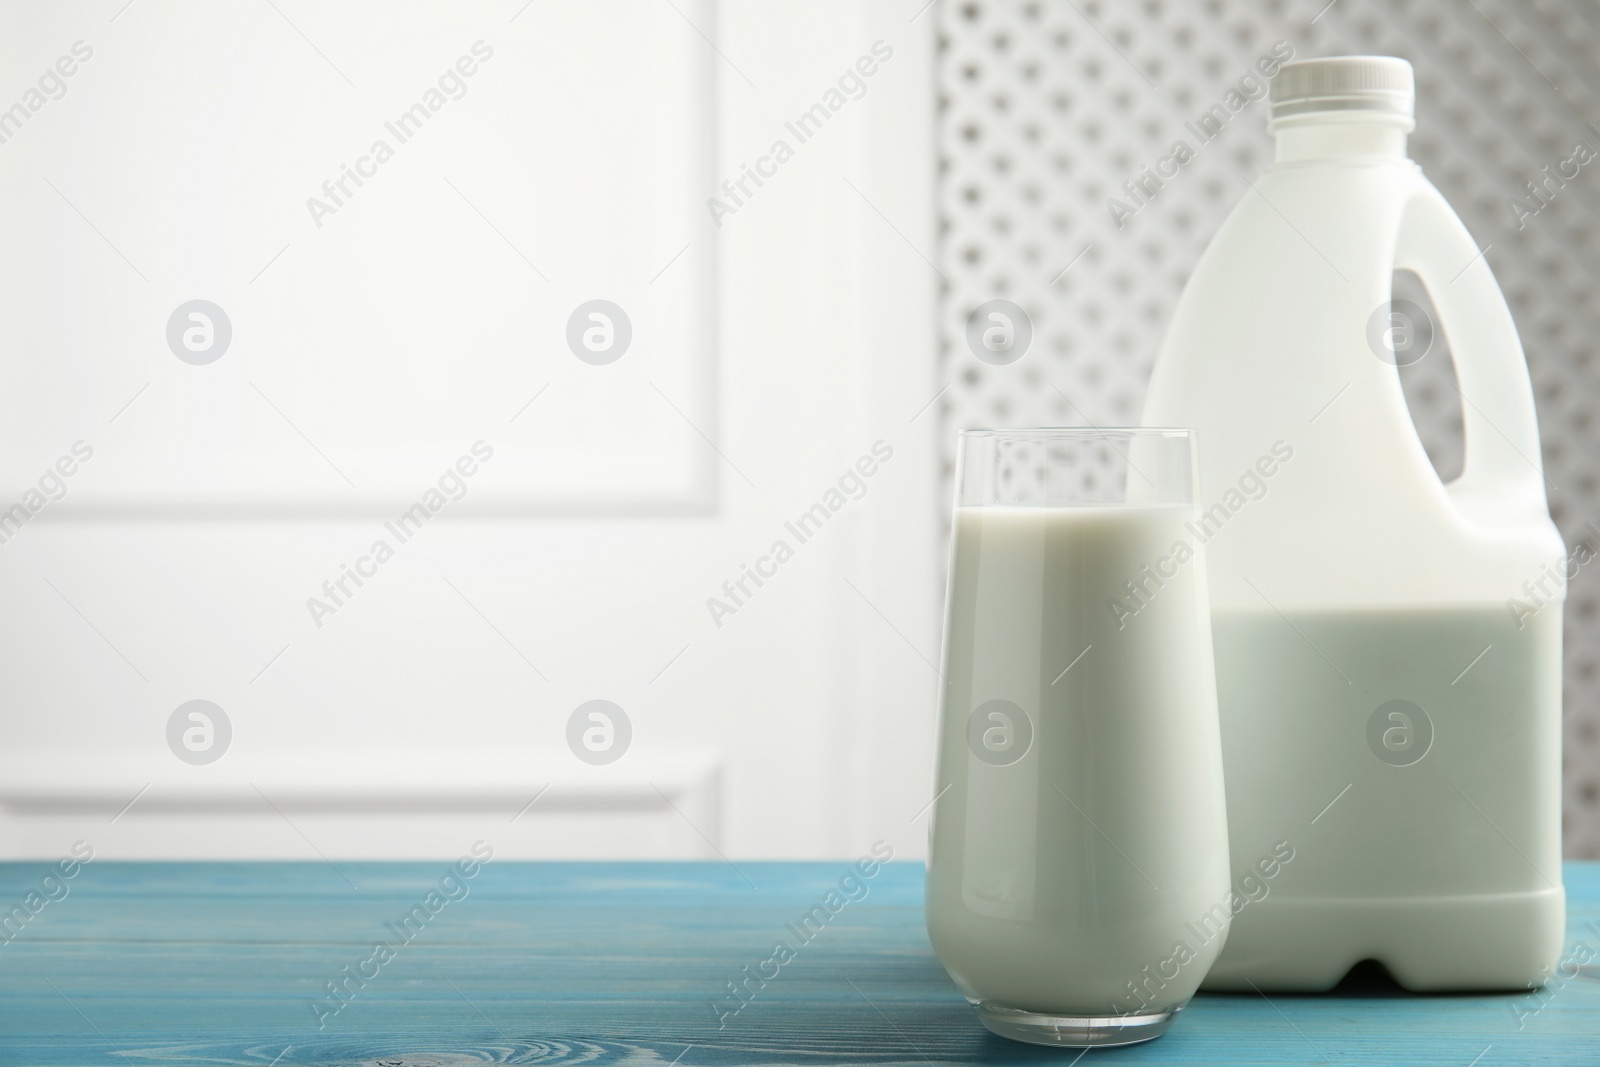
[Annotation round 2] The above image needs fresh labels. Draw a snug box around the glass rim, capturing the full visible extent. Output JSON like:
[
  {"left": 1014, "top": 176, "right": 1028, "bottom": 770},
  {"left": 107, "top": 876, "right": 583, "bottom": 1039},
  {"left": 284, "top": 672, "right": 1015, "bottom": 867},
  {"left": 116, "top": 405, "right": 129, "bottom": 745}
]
[{"left": 957, "top": 426, "right": 1195, "bottom": 439}]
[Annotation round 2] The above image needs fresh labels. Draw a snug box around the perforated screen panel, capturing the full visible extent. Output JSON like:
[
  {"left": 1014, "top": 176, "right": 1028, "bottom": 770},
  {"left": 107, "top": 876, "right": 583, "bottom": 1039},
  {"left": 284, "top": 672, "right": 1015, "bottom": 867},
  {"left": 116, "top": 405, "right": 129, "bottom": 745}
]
[{"left": 935, "top": 0, "right": 1600, "bottom": 856}]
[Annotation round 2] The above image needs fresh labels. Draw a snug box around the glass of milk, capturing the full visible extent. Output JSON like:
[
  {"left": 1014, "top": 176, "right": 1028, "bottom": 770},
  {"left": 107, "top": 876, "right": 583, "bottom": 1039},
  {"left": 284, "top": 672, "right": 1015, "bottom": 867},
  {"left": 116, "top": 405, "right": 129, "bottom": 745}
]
[{"left": 926, "top": 428, "right": 1231, "bottom": 1047}]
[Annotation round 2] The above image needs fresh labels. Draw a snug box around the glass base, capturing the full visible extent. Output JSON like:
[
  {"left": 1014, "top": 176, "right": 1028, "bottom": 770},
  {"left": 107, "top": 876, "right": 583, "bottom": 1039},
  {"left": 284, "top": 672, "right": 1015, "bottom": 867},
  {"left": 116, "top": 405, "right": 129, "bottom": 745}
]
[{"left": 976, "top": 1002, "right": 1178, "bottom": 1047}]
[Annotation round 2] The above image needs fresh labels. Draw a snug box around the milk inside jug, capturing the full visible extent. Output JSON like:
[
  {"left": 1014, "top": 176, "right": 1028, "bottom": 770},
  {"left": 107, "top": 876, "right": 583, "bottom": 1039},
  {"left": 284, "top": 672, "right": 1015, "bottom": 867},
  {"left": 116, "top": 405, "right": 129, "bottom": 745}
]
[{"left": 1141, "top": 56, "right": 1565, "bottom": 991}]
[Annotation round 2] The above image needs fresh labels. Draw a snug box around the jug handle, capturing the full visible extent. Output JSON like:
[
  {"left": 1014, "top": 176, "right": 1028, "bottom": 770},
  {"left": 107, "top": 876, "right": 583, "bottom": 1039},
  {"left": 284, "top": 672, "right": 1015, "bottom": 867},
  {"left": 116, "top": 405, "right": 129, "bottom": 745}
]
[{"left": 1392, "top": 183, "right": 1549, "bottom": 518}]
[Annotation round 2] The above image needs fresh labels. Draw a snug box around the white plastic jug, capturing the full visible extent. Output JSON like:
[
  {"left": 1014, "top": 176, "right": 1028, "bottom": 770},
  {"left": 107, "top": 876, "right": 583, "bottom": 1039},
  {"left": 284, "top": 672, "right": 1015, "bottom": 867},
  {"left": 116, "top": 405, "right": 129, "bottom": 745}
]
[{"left": 1141, "top": 56, "right": 1565, "bottom": 991}]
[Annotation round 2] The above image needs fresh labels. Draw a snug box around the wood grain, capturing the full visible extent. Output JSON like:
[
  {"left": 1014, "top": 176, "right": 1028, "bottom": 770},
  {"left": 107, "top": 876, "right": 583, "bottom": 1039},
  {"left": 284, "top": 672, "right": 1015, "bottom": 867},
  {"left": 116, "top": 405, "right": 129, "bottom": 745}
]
[{"left": 1, "top": 860, "right": 1597, "bottom": 1065}]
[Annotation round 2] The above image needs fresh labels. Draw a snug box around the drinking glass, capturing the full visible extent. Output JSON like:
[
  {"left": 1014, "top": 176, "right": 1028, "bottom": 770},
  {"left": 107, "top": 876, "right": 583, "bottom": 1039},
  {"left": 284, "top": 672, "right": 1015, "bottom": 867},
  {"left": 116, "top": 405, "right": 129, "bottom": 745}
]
[{"left": 925, "top": 428, "right": 1231, "bottom": 1047}]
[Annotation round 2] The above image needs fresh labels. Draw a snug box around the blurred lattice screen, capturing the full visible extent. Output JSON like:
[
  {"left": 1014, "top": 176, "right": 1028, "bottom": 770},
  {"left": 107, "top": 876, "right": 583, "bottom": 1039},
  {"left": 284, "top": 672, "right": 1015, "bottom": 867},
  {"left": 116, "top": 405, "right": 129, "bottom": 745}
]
[{"left": 934, "top": 0, "right": 1600, "bottom": 856}]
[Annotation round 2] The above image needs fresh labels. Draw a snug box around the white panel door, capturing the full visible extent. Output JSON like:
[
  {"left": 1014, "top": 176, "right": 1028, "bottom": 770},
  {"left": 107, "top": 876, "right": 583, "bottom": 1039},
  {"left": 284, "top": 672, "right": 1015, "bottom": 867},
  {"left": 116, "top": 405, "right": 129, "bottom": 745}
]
[{"left": 0, "top": 0, "right": 939, "bottom": 862}]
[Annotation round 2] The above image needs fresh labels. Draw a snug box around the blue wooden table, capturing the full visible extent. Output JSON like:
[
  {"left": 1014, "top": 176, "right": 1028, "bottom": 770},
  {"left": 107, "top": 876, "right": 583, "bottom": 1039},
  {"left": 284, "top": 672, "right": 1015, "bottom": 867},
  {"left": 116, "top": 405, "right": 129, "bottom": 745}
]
[{"left": 3, "top": 859, "right": 1598, "bottom": 1065}]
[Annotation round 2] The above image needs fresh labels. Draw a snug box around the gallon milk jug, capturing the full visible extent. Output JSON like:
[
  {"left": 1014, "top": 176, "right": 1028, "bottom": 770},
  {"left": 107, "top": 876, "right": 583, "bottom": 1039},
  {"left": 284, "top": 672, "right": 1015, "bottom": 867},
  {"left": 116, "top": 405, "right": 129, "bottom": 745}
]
[{"left": 1142, "top": 56, "right": 1565, "bottom": 991}]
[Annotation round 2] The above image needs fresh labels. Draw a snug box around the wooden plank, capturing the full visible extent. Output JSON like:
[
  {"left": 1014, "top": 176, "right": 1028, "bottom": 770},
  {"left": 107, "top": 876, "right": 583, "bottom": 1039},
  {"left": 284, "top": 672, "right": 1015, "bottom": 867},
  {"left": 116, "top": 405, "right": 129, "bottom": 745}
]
[{"left": 1, "top": 860, "right": 1597, "bottom": 1065}]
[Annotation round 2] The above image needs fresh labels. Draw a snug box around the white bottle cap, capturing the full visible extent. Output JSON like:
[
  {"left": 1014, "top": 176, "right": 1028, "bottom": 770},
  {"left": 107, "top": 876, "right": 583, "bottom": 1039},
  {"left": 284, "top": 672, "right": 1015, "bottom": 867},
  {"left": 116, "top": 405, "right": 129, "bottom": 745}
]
[{"left": 1269, "top": 56, "right": 1415, "bottom": 126}]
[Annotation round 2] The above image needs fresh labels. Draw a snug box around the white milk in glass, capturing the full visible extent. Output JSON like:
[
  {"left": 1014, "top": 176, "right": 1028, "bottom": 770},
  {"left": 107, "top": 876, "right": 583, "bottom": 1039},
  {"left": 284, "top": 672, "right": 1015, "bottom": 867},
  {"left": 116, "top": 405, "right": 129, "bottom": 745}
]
[{"left": 926, "top": 503, "right": 1231, "bottom": 1017}]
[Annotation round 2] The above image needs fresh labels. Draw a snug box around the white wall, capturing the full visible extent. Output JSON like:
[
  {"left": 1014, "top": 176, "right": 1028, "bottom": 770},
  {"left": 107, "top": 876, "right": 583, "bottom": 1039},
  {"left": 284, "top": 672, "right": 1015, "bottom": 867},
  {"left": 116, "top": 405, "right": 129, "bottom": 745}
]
[{"left": 0, "top": 1, "right": 940, "bottom": 860}]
